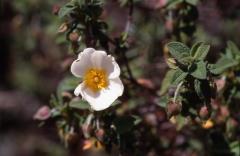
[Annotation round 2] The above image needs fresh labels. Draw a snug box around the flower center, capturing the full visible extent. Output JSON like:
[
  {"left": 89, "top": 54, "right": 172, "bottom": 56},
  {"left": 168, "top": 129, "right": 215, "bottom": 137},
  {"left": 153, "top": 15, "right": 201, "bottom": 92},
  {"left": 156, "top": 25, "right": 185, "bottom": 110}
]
[{"left": 84, "top": 68, "right": 109, "bottom": 92}]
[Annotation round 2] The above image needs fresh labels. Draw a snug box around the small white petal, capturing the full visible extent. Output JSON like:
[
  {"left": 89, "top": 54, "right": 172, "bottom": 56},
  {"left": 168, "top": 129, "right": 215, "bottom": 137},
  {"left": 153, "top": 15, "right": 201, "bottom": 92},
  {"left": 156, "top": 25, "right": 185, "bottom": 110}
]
[
  {"left": 91, "top": 50, "right": 107, "bottom": 68},
  {"left": 103, "top": 56, "right": 120, "bottom": 79},
  {"left": 80, "top": 77, "right": 124, "bottom": 111},
  {"left": 74, "top": 83, "right": 84, "bottom": 96},
  {"left": 91, "top": 51, "right": 120, "bottom": 79},
  {"left": 71, "top": 48, "right": 95, "bottom": 77},
  {"left": 78, "top": 48, "right": 95, "bottom": 59}
]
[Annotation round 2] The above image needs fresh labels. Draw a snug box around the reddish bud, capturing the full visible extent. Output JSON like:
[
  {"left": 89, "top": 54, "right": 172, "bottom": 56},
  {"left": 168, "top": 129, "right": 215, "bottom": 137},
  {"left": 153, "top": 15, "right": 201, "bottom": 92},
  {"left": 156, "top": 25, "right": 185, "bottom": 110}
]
[
  {"left": 33, "top": 105, "right": 51, "bottom": 120},
  {"left": 165, "top": 19, "right": 174, "bottom": 32},
  {"left": 137, "top": 78, "right": 155, "bottom": 89},
  {"left": 95, "top": 129, "right": 105, "bottom": 141},
  {"left": 199, "top": 106, "right": 209, "bottom": 119},
  {"left": 220, "top": 106, "right": 229, "bottom": 118},
  {"left": 143, "top": 0, "right": 167, "bottom": 9},
  {"left": 52, "top": 5, "right": 60, "bottom": 15},
  {"left": 167, "top": 101, "right": 181, "bottom": 116},
  {"left": 69, "top": 32, "right": 80, "bottom": 42},
  {"left": 215, "top": 78, "right": 226, "bottom": 92}
]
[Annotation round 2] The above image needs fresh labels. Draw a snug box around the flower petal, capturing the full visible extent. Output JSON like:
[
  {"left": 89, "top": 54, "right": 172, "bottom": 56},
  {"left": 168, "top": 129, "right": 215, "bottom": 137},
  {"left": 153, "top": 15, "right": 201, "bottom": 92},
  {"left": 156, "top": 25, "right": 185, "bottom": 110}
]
[
  {"left": 103, "top": 56, "right": 120, "bottom": 79},
  {"left": 71, "top": 48, "right": 95, "bottom": 77},
  {"left": 90, "top": 50, "right": 107, "bottom": 68},
  {"left": 78, "top": 48, "right": 95, "bottom": 59},
  {"left": 80, "top": 77, "right": 124, "bottom": 111},
  {"left": 74, "top": 83, "right": 84, "bottom": 96},
  {"left": 91, "top": 51, "right": 120, "bottom": 79}
]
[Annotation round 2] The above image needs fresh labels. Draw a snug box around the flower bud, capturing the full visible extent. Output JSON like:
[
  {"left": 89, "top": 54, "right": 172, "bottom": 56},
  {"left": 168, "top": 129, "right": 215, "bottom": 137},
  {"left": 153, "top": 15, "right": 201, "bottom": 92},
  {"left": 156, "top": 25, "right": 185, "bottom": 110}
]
[
  {"left": 143, "top": 0, "right": 167, "bottom": 9},
  {"left": 33, "top": 105, "right": 51, "bottom": 120},
  {"left": 69, "top": 32, "right": 80, "bottom": 42},
  {"left": 95, "top": 129, "right": 105, "bottom": 141},
  {"left": 220, "top": 106, "right": 229, "bottom": 118},
  {"left": 167, "top": 101, "right": 181, "bottom": 116},
  {"left": 137, "top": 78, "right": 155, "bottom": 89},
  {"left": 215, "top": 78, "right": 226, "bottom": 92},
  {"left": 52, "top": 5, "right": 60, "bottom": 15},
  {"left": 199, "top": 106, "right": 209, "bottom": 119},
  {"left": 165, "top": 19, "right": 174, "bottom": 32}
]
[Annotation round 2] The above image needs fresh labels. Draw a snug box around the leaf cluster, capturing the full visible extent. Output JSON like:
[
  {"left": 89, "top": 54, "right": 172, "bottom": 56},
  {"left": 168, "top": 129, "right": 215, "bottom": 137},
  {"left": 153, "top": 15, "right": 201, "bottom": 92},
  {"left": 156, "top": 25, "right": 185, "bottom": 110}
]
[
  {"left": 58, "top": 0, "right": 109, "bottom": 51},
  {"left": 209, "top": 41, "right": 240, "bottom": 75},
  {"left": 167, "top": 42, "right": 210, "bottom": 82},
  {"left": 161, "top": 41, "right": 216, "bottom": 118}
]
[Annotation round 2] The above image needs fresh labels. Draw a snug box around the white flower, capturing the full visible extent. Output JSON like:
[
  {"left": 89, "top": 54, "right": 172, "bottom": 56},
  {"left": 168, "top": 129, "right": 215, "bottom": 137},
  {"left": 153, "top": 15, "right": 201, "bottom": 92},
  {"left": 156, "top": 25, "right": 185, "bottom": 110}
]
[{"left": 71, "top": 48, "right": 124, "bottom": 111}]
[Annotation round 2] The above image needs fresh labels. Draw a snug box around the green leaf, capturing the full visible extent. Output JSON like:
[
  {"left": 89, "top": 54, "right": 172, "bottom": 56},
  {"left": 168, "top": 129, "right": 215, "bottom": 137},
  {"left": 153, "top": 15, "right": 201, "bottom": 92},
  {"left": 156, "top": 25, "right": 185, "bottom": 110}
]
[
  {"left": 132, "top": 115, "right": 142, "bottom": 125},
  {"left": 159, "top": 70, "right": 176, "bottom": 95},
  {"left": 194, "top": 79, "right": 204, "bottom": 100},
  {"left": 190, "top": 61, "right": 207, "bottom": 79},
  {"left": 157, "top": 96, "right": 168, "bottom": 108},
  {"left": 191, "top": 42, "right": 210, "bottom": 60},
  {"left": 186, "top": 0, "right": 199, "bottom": 5},
  {"left": 175, "top": 115, "right": 186, "bottom": 130},
  {"left": 171, "top": 69, "right": 188, "bottom": 85},
  {"left": 190, "top": 42, "right": 203, "bottom": 56},
  {"left": 51, "top": 108, "right": 61, "bottom": 118},
  {"left": 69, "top": 99, "right": 90, "bottom": 110},
  {"left": 57, "top": 76, "right": 80, "bottom": 102},
  {"left": 227, "top": 41, "right": 240, "bottom": 56},
  {"left": 230, "top": 141, "right": 240, "bottom": 156},
  {"left": 226, "top": 48, "right": 234, "bottom": 59},
  {"left": 50, "top": 94, "right": 60, "bottom": 107},
  {"left": 167, "top": 42, "right": 191, "bottom": 64},
  {"left": 209, "top": 56, "right": 238, "bottom": 75},
  {"left": 76, "top": 0, "right": 85, "bottom": 6},
  {"left": 119, "top": 0, "right": 128, "bottom": 6},
  {"left": 189, "top": 139, "right": 203, "bottom": 151},
  {"left": 178, "top": 56, "right": 194, "bottom": 65},
  {"left": 58, "top": 2, "right": 76, "bottom": 18},
  {"left": 234, "top": 91, "right": 240, "bottom": 99}
]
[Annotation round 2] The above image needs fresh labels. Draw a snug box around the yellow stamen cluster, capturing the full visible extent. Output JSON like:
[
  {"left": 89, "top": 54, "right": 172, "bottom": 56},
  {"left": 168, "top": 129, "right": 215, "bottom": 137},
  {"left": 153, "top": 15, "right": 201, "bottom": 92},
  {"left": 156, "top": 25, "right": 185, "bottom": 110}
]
[{"left": 84, "top": 68, "right": 108, "bottom": 92}]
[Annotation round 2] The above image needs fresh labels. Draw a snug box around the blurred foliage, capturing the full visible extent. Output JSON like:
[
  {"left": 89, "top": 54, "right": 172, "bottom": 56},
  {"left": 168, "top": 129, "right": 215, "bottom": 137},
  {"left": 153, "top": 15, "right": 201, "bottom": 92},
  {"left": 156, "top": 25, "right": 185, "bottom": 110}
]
[{"left": 2, "top": 0, "right": 240, "bottom": 156}]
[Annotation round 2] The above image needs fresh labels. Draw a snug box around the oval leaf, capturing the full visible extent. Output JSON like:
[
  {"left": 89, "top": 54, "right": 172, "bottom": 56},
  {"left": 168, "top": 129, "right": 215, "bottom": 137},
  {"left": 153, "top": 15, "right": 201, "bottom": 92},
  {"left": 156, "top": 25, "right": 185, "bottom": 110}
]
[
  {"left": 190, "top": 61, "right": 207, "bottom": 79},
  {"left": 167, "top": 42, "right": 190, "bottom": 64},
  {"left": 171, "top": 69, "right": 188, "bottom": 85}
]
